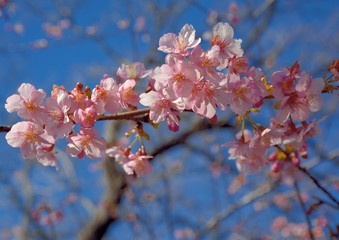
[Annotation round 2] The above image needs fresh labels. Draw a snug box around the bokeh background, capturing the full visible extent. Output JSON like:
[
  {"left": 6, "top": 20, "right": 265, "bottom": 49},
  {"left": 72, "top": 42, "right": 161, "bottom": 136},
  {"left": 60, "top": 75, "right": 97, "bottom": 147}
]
[{"left": 0, "top": 0, "right": 339, "bottom": 239}]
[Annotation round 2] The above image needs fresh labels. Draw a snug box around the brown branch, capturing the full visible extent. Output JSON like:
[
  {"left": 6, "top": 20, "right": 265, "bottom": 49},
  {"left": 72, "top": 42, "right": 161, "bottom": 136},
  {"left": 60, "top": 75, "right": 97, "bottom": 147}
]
[
  {"left": 298, "top": 165, "right": 339, "bottom": 207},
  {"left": 294, "top": 181, "right": 315, "bottom": 240},
  {"left": 150, "top": 119, "right": 233, "bottom": 157},
  {"left": 97, "top": 108, "right": 150, "bottom": 121}
]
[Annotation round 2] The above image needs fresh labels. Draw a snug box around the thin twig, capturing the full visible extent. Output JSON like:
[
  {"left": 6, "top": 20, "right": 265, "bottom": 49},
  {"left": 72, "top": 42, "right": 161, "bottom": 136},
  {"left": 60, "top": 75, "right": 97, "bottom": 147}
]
[
  {"left": 194, "top": 181, "right": 277, "bottom": 238},
  {"left": 298, "top": 165, "right": 339, "bottom": 207},
  {"left": 294, "top": 181, "right": 315, "bottom": 240}
]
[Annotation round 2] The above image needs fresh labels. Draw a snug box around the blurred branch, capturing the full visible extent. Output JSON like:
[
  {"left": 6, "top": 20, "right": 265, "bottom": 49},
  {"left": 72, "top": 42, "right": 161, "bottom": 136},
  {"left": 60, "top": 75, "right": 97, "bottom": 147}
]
[
  {"left": 194, "top": 180, "right": 277, "bottom": 239},
  {"left": 243, "top": 0, "right": 277, "bottom": 51},
  {"left": 294, "top": 181, "right": 315, "bottom": 240},
  {"left": 150, "top": 118, "right": 233, "bottom": 157},
  {"left": 298, "top": 165, "right": 339, "bottom": 207}
]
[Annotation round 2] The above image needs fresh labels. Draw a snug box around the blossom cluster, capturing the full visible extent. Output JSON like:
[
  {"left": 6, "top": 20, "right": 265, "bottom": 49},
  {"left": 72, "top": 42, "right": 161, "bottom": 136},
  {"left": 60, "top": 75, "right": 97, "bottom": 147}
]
[
  {"left": 5, "top": 63, "right": 152, "bottom": 176},
  {"left": 4, "top": 21, "right": 332, "bottom": 176}
]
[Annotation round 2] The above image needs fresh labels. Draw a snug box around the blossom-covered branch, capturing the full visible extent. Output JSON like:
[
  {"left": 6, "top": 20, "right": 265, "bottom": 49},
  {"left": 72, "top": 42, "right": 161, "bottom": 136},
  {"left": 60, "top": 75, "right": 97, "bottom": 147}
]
[{"left": 1, "top": 21, "right": 339, "bottom": 180}]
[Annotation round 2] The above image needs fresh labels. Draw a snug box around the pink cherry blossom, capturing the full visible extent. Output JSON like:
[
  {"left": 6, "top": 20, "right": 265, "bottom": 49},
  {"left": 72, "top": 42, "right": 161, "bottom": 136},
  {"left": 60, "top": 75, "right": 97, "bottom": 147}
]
[
  {"left": 185, "top": 80, "right": 228, "bottom": 119},
  {"left": 153, "top": 57, "right": 199, "bottom": 98},
  {"left": 191, "top": 45, "right": 220, "bottom": 71},
  {"left": 116, "top": 62, "right": 150, "bottom": 82},
  {"left": 123, "top": 153, "right": 153, "bottom": 177},
  {"left": 228, "top": 56, "right": 248, "bottom": 75},
  {"left": 118, "top": 79, "right": 139, "bottom": 109},
  {"left": 91, "top": 77, "right": 121, "bottom": 114},
  {"left": 5, "top": 83, "right": 46, "bottom": 124},
  {"left": 275, "top": 74, "right": 324, "bottom": 122},
  {"left": 106, "top": 146, "right": 130, "bottom": 164},
  {"left": 139, "top": 91, "right": 185, "bottom": 124},
  {"left": 224, "top": 73, "right": 265, "bottom": 115},
  {"left": 210, "top": 22, "right": 243, "bottom": 70},
  {"left": 158, "top": 24, "right": 201, "bottom": 57},
  {"left": 5, "top": 121, "right": 56, "bottom": 167},
  {"left": 66, "top": 128, "right": 106, "bottom": 159},
  {"left": 69, "top": 83, "right": 92, "bottom": 111},
  {"left": 73, "top": 106, "right": 97, "bottom": 128},
  {"left": 271, "top": 61, "right": 301, "bottom": 100},
  {"left": 227, "top": 129, "right": 267, "bottom": 172},
  {"left": 45, "top": 91, "right": 73, "bottom": 138},
  {"left": 51, "top": 84, "right": 67, "bottom": 98},
  {"left": 36, "top": 145, "right": 58, "bottom": 168}
]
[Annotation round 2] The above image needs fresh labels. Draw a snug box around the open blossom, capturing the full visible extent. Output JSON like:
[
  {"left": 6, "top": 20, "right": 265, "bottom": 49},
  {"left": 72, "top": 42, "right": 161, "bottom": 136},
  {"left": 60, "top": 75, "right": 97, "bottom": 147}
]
[
  {"left": 106, "top": 146, "right": 153, "bottom": 177},
  {"left": 45, "top": 91, "right": 73, "bottom": 138},
  {"left": 228, "top": 56, "right": 248, "bottom": 75},
  {"left": 185, "top": 80, "right": 228, "bottom": 119},
  {"left": 116, "top": 62, "right": 150, "bottom": 82},
  {"left": 227, "top": 129, "right": 267, "bottom": 172},
  {"left": 275, "top": 74, "right": 324, "bottom": 122},
  {"left": 73, "top": 106, "right": 97, "bottom": 128},
  {"left": 66, "top": 128, "right": 106, "bottom": 159},
  {"left": 224, "top": 73, "right": 265, "bottom": 115},
  {"left": 158, "top": 24, "right": 201, "bottom": 57},
  {"left": 153, "top": 57, "right": 199, "bottom": 98},
  {"left": 5, "top": 121, "right": 56, "bottom": 167},
  {"left": 91, "top": 77, "right": 121, "bottom": 114},
  {"left": 210, "top": 22, "right": 243, "bottom": 70},
  {"left": 69, "top": 83, "right": 92, "bottom": 111},
  {"left": 118, "top": 79, "right": 139, "bottom": 109},
  {"left": 191, "top": 45, "right": 220, "bottom": 71},
  {"left": 5, "top": 83, "right": 46, "bottom": 124},
  {"left": 106, "top": 146, "right": 129, "bottom": 164},
  {"left": 123, "top": 153, "right": 153, "bottom": 177},
  {"left": 139, "top": 91, "right": 185, "bottom": 124},
  {"left": 272, "top": 62, "right": 301, "bottom": 101}
]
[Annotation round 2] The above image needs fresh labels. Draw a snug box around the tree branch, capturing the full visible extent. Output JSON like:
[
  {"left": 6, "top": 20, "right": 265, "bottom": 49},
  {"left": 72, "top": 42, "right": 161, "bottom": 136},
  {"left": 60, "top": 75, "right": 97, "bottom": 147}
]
[
  {"left": 298, "top": 165, "right": 339, "bottom": 207},
  {"left": 194, "top": 181, "right": 277, "bottom": 239},
  {"left": 294, "top": 181, "right": 315, "bottom": 240}
]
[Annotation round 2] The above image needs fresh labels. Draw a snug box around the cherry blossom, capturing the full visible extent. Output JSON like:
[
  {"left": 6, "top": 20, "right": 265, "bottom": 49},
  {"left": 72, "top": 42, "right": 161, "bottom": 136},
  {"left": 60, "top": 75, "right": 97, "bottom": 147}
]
[
  {"left": 66, "top": 128, "right": 106, "bottom": 159},
  {"left": 275, "top": 74, "right": 324, "bottom": 122},
  {"left": 5, "top": 121, "right": 56, "bottom": 167},
  {"left": 73, "top": 106, "right": 97, "bottom": 128},
  {"left": 191, "top": 45, "right": 220, "bottom": 71},
  {"left": 153, "top": 57, "right": 200, "bottom": 98},
  {"left": 122, "top": 153, "right": 153, "bottom": 177},
  {"left": 140, "top": 91, "right": 185, "bottom": 124},
  {"left": 158, "top": 24, "right": 201, "bottom": 57},
  {"left": 5, "top": 83, "right": 47, "bottom": 124},
  {"left": 224, "top": 73, "right": 265, "bottom": 115},
  {"left": 227, "top": 129, "right": 267, "bottom": 172},
  {"left": 106, "top": 146, "right": 129, "bottom": 164},
  {"left": 91, "top": 77, "right": 121, "bottom": 114},
  {"left": 116, "top": 62, "right": 150, "bottom": 82},
  {"left": 228, "top": 56, "right": 248, "bottom": 75},
  {"left": 210, "top": 22, "right": 243, "bottom": 69},
  {"left": 118, "top": 79, "right": 139, "bottom": 109},
  {"left": 69, "top": 83, "right": 92, "bottom": 111},
  {"left": 185, "top": 80, "right": 228, "bottom": 119},
  {"left": 45, "top": 91, "right": 73, "bottom": 138}
]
